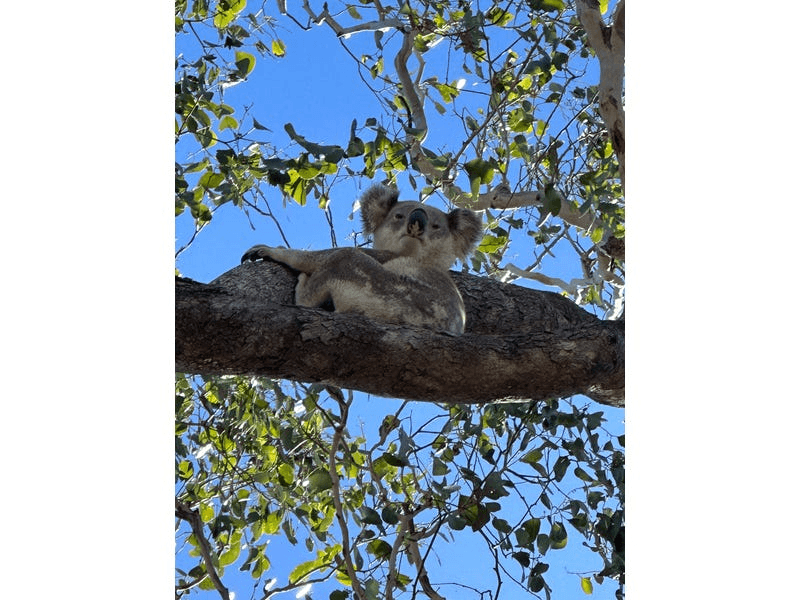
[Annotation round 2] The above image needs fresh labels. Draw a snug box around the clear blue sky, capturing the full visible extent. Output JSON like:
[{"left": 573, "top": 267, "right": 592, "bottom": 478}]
[{"left": 175, "top": 7, "right": 625, "bottom": 600}]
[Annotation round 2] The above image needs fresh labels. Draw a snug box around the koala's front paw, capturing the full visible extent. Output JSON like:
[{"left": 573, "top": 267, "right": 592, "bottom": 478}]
[{"left": 241, "top": 245, "right": 277, "bottom": 264}]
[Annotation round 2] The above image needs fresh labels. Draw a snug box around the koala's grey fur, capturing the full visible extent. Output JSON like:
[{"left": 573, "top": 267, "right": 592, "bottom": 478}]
[{"left": 241, "top": 185, "right": 483, "bottom": 334}]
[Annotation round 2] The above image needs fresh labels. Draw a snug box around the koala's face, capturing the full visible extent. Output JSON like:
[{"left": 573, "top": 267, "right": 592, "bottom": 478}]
[{"left": 360, "top": 185, "right": 482, "bottom": 271}]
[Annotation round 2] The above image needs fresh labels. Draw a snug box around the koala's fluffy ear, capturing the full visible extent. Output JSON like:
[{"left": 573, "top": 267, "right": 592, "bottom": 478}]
[
  {"left": 448, "top": 208, "right": 483, "bottom": 260},
  {"left": 360, "top": 185, "right": 399, "bottom": 235}
]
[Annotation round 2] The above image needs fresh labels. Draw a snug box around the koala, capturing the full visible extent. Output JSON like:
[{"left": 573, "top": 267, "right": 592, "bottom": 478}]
[{"left": 241, "top": 185, "right": 483, "bottom": 334}]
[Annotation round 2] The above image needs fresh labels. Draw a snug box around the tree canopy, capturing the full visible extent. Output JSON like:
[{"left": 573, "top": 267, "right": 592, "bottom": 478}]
[{"left": 175, "top": 1, "right": 625, "bottom": 599}]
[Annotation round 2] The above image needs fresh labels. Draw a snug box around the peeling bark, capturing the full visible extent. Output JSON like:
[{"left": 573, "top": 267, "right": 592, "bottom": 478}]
[
  {"left": 176, "top": 262, "right": 624, "bottom": 407},
  {"left": 576, "top": 0, "right": 625, "bottom": 188}
]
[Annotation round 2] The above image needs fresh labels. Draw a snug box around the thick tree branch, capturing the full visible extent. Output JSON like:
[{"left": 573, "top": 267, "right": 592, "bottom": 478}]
[
  {"left": 473, "top": 185, "right": 598, "bottom": 232},
  {"left": 176, "top": 263, "right": 624, "bottom": 407},
  {"left": 395, "top": 27, "right": 428, "bottom": 137},
  {"left": 576, "top": 0, "right": 625, "bottom": 188}
]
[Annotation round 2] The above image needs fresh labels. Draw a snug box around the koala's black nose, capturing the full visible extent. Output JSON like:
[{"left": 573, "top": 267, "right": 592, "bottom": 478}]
[{"left": 407, "top": 208, "right": 428, "bottom": 237}]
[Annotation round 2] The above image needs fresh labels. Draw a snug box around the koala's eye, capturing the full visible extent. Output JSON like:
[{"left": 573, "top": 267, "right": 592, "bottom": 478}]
[
  {"left": 431, "top": 223, "right": 441, "bottom": 229},
  {"left": 394, "top": 213, "right": 405, "bottom": 219}
]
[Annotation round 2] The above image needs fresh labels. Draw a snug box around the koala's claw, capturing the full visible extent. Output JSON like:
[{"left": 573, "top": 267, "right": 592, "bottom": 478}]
[{"left": 241, "top": 245, "right": 272, "bottom": 264}]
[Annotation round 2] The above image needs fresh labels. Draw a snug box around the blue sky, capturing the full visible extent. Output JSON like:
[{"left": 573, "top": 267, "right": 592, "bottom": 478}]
[
  {"left": 175, "top": 6, "right": 625, "bottom": 599},
  {"left": 175, "top": 7, "right": 598, "bottom": 285}
]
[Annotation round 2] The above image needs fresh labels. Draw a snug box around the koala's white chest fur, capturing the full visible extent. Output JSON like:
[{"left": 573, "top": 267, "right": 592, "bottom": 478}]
[{"left": 241, "top": 185, "right": 483, "bottom": 334}]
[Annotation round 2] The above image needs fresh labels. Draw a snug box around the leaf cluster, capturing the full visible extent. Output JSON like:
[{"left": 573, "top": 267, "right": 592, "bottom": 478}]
[
  {"left": 175, "top": 0, "right": 625, "bottom": 314},
  {"left": 175, "top": 375, "right": 624, "bottom": 599}
]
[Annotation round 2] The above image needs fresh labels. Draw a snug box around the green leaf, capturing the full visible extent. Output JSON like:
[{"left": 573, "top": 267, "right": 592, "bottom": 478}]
[
  {"left": 586, "top": 411, "right": 605, "bottom": 430},
  {"left": 198, "top": 502, "right": 214, "bottom": 523},
  {"left": 283, "top": 171, "right": 307, "bottom": 205},
  {"left": 512, "top": 551, "right": 530, "bottom": 568},
  {"left": 289, "top": 558, "right": 322, "bottom": 584},
  {"left": 462, "top": 500, "right": 490, "bottom": 531},
  {"left": 219, "top": 541, "right": 241, "bottom": 566},
  {"left": 282, "top": 519, "right": 298, "bottom": 545},
  {"left": 360, "top": 506, "right": 382, "bottom": 527},
  {"left": 492, "top": 517, "right": 512, "bottom": 534},
  {"left": 447, "top": 514, "right": 467, "bottom": 531},
  {"left": 335, "top": 569, "right": 352, "bottom": 586},
  {"left": 553, "top": 456, "right": 569, "bottom": 482},
  {"left": 284, "top": 123, "right": 345, "bottom": 162},
  {"left": 366, "top": 539, "right": 392, "bottom": 560},
  {"left": 568, "top": 512, "right": 589, "bottom": 532},
  {"left": 432, "top": 456, "right": 450, "bottom": 476},
  {"left": 464, "top": 158, "right": 495, "bottom": 185},
  {"left": 528, "top": 572, "right": 545, "bottom": 593},
  {"left": 194, "top": 128, "right": 217, "bottom": 149},
  {"left": 532, "top": 0, "right": 565, "bottom": 13},
  {"left": 523, "top": 517, "right": 541, "bottom": 540},
  {"left": 549, "top": 522, "right": 568, "bottom": 549},
  {"left": 306, "top": 470, "right": 333, "bottom": 494},
  {"left": 543, "top": 183, "right": 561, "bottom": 216},
  {"left": 477, "top": 234, "right": 507, "bottom": 254},
  {"left": 581, "top": 576, "right": 594, "bottom": 594},
  {"left": 219, "top": 115, "right": 238, "bottom": 131},
  {"left": 369, "top": 57, "right": 384, "bottom": 79},
  {"left": 486, "top": 7, "right": 514, "bottom": 26},
  {"left": 199, "top": 575, "right": 216, "bottom": 591},
  {"left": 482, "top": 471, "right": 510, "bottom": 499},
  {"left": 271, "top": 39, "right": 286, "bottom": 57},
  {"left": 346, "top": 135, "right": 365, "bottom": 158},
  {"left": 183, "top": 158, "right": 210, "bottom": 173},
  {"left": 381, "top": 506, "right": 399, "bottom": 525},
  {"left": 263, "top": 511, "right": 281, "bottom": 534},
  {"left": 434, "top": 80, "right": 465, "bottom": 103},
  {"left": 365, "top": 578, "right": 380, "bottom": 600},
  {"left": 508, "top": 107, "right": 534, "bottom": 133},
  {"left": 381, "top": 452, "right": 408, "bottom": 467},
  {"left": 177, "top": 460, "right": 194, "bottom": 480},
  {"left": 234, "top": 51, "right": 256, "bottom": 77},
  {"left": 277, "top": 462, "right": 294, "bottom": 485},
  {"left": 213, "top": 0, "right": 246, "bottom": 29},
  {"left": 521, "top": 449, "right": 543, "bottom": 465},
  {"left": 536, "top": 532, "right": 550, "bottom": 555}
]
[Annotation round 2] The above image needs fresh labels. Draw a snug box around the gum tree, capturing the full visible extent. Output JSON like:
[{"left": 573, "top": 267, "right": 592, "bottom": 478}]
[{"left": 175, "top": 1, "right": 625, "bottom": 598}]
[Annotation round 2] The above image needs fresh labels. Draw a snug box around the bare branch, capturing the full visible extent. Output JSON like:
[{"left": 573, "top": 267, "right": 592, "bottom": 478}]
[
  {"left": 473, "top": 185, "right": 599, "bottom": 232},
  {"left": 298, "top": 0, "right": 402, "bottom": 37},
  {"left": 175, "top": 500, "right": 230, "bottom": 600},
  {"left": 394, "top": 27, "right": 428, "bottom": 137},
  {"left": 327, "top": 393, "right": 366, "bottom": 599},
  {"left": 405, "top": 517, "right": 446, "bottom": 600}
]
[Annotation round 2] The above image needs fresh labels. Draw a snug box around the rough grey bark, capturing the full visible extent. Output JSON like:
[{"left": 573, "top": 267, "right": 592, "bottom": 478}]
[{"left": 176, "top": 262, "right": 624, "bottom": 407}]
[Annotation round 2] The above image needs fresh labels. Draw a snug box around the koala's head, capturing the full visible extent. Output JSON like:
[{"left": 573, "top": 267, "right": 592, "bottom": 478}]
[{"left": 360, "top": 185, "right": 483, "bottom": 271}]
